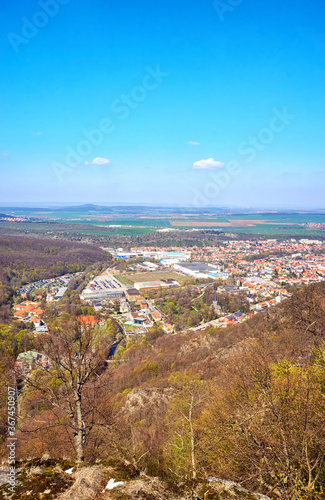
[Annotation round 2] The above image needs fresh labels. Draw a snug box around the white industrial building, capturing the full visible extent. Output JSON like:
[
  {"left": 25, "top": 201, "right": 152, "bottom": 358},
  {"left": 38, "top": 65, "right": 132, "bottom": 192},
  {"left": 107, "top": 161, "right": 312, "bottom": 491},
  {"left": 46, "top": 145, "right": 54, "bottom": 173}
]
[
  {"left": 81, "top": 274, "right": 127, "bottom": 301},
  {"left": 173, "top": 262, "right": 218, "bottom": 279}
]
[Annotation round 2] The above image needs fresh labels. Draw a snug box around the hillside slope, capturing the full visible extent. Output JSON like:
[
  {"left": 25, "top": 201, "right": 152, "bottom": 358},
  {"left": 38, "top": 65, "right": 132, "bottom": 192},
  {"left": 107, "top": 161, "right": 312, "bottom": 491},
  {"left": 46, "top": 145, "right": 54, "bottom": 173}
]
[
  {"left": 4, "top": 282, "right": 325, "bottom": 499},
  {"left": 0, "top": 235, "right": 112, "bottom": 286}
]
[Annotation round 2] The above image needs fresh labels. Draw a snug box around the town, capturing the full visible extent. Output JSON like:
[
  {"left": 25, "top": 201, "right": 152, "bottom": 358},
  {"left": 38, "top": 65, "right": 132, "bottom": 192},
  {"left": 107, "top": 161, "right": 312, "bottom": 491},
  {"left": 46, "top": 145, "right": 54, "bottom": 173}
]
[{"left": 11, "top": 237, "right": 325, "bottom": 347}]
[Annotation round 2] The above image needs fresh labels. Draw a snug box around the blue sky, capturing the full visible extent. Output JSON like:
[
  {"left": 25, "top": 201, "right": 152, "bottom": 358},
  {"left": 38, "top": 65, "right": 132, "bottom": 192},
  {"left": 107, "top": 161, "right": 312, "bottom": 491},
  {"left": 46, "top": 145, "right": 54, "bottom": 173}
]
[{"left": 0, "top": 0, "right": 324, "bottom": 208}]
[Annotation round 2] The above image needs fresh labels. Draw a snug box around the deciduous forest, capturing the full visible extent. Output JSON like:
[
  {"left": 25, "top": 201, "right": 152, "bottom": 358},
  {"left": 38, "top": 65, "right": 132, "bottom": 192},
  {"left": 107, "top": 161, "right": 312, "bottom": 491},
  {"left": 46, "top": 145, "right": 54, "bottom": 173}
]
[
  {"left": 0, "top": 235, "right": 112, "bottom": 322},
  {"left": 1, "top": 281, "right": 325, "bottom": 499}
]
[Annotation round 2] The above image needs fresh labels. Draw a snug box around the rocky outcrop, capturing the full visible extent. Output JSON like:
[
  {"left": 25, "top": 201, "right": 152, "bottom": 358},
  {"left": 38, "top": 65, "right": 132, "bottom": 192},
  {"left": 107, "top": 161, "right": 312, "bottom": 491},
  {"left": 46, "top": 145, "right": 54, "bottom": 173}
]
[
  {"left": 56, "top": 466, "right": 106, "bottom": 500},
  {"left": 0, "top": 460, "right": 271, "bottom": 500},
  {"left": 125, "top": 387, "right": 174, "bottom": 413},
  {"left": 101, "top": 473, "right": 272, "bottom": 499}
]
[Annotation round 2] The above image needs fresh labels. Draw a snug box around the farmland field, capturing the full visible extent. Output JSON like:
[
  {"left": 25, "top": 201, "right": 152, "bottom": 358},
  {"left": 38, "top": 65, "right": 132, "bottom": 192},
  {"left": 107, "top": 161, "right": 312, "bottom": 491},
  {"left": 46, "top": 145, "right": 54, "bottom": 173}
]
[
  {"left": 1, "top": 206, "right": 325, "bottom": 238},
  {"left": 169, "top": 220, "right": 296, "bottom": 227}
]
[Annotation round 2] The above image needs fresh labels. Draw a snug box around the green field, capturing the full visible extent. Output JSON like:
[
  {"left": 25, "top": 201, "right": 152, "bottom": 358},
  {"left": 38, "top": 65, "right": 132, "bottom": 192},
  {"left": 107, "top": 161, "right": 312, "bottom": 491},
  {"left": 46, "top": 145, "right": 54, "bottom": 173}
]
[
  {"left": 0, "top": 222, "right": 154, "bottom": 236},
  {"left": 1, "top": 207, "right": 325, "bottom": 238},
  {"left": 60, "top": 228, "right": 154, "bottom": 235},
  {"left": 113, "top": 274, "right": 134, "bottom": 285},
  {"left": 116, "top": 271, "right": 190, "bottom": 284},
  {"left": 59, "top": 213, "right": 325, "bottom": 236},
  {"left": 213, "top": 226, "right": 325, "bottom": 236}
]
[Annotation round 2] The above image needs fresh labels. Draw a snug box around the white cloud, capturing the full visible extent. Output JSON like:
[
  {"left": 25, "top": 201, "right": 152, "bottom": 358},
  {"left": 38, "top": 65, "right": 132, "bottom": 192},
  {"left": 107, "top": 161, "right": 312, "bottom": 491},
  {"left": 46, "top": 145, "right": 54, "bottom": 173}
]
[
  {"left": 188, "top": 141, "right": 200, "bottom": 146},
  {"left": 92, "top": 157, "right": 110, "bottom": 165},
  {"left": 32, "top": 132, "right": 42, "bottom": 136},
  {"left": 193, "top": 158, "right": 225, "bottom": 170},
  {"left": 1, "top": 152, "right": 9, "bottom": 157}
]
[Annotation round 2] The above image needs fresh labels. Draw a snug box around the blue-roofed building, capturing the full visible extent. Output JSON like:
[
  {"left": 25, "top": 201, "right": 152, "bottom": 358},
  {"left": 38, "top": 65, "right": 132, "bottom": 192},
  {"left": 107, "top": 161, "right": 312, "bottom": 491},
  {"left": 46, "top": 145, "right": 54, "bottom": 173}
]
[{"left": 208, "top": 271, "right": 229, "bottom": 280}]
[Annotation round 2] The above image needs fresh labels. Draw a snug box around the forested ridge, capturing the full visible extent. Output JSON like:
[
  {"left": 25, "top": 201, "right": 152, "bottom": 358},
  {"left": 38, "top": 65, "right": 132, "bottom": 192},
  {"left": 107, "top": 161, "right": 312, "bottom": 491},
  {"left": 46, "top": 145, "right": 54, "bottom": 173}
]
[
  {"left": 0, "top": 235, "right": 112, "bottom": 322},
  {"left": 0, "top": 235, "right": 112, "bottom": 285}
]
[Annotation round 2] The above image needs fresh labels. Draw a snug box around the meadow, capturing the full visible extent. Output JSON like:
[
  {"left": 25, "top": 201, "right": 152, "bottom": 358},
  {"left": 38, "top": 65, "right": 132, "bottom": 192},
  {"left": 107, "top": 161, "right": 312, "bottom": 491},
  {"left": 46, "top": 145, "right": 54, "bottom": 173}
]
[{"left": 114, "top": 271, "right": 189, "bottom": 284}]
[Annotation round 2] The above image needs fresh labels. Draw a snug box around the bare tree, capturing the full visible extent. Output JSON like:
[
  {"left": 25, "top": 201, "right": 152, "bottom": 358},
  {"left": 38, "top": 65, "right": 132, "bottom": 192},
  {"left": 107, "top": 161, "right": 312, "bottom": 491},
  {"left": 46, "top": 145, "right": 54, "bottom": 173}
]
[
  {"left": 21, "top": 318, "right": 114, "bottom": 462},
  {"left": 167, "top": 372, "right": 208, "bottom": 480}
]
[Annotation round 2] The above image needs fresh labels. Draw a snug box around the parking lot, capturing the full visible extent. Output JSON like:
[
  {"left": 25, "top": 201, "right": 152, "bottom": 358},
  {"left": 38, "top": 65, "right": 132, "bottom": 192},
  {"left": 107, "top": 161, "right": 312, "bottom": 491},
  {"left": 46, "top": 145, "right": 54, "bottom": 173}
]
[
  {"left": 89, "top": 275, "right": 125, "bottom": 292},
  {"left": 18, "top": 272, "right": 83, "bottom": 295}
]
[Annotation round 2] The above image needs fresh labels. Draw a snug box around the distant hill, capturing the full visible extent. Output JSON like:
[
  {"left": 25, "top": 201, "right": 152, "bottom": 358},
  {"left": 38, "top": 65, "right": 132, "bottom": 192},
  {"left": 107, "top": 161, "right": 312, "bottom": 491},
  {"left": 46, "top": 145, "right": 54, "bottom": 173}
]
[
  {"left": 0, "top": 205, "right": 113, "bottom": 214},
  {"left": 60, "top": 204, "right": 112, "bottom": 212}
]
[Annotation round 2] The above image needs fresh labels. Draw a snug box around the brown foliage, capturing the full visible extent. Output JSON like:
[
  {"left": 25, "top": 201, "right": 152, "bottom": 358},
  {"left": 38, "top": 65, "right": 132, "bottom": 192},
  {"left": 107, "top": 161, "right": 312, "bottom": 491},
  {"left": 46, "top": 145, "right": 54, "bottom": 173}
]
[{"left": 16, "top": 281, "right": 325, "bottom": 498}]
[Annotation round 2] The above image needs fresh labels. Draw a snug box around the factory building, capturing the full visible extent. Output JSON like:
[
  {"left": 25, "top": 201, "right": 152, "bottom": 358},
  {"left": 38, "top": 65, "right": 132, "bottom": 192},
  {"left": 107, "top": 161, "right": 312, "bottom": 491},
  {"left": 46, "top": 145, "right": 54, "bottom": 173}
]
[
  {"left": 80, "top": 289, "right": 125, "bottom": 301},
  {"left": 134, "top": 279, "right": 179, "bottom": 291},
  {"left": 173, "top": 262, "right": 217, "bottom": 279}
]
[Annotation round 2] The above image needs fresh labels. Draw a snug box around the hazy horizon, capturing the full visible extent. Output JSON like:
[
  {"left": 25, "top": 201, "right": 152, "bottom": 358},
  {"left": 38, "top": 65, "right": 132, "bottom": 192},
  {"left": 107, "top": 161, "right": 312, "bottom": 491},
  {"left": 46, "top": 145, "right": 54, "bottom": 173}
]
[{"left": 1, "top": 202, "right": 325, "bottom": 212}]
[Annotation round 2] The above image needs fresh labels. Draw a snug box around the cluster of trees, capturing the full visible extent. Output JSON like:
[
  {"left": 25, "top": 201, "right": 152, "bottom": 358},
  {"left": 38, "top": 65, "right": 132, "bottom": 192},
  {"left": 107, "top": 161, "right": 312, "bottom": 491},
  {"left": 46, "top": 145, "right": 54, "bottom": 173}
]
[
  {"left": 146, "top": 285, "right": 249, "bottom": 330},
  {"left": 2, "top": 281, "right": 325, "bottom": 498},
  {"left": 243, "top": 249, "right": 292, "bottom": 262},
  {"left": 0, "top": 324, "right": 33, "bottom": 448},
  {"left": 1, "top": 222, "right": 239, "bottom": 249},
  {"left": 113, "top": 257, "right": 146, "bottom": 272},
  {"left": 213, "top": 289, "right": 250, "bottom": 314},
  {"left": 67, "top": 230, "right": 240, "bottom": 249},
  {"left": 0, "top": 308, "right": 120, "bottom": 461},
  {"left": 145, "top": 285, "right": 217, "bottom": 330}
]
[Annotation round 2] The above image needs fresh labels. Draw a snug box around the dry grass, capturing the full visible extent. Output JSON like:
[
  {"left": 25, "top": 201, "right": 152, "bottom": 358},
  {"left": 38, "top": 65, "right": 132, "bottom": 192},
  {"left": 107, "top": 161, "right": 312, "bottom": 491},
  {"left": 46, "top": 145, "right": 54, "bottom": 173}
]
[
  {"left": 56, "top": 466, "right": 106, "bottom": 500},
  {"left": 26, "top": 466, "right": 43, "bottom": 476}
]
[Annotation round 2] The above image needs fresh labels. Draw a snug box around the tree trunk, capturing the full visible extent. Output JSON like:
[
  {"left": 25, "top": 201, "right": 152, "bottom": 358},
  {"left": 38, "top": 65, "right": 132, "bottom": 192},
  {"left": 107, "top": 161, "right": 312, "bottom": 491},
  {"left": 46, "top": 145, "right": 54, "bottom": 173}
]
[
  {"left": 189, "top": 396, "right": 197, "bottom": 480},
  {"left": 75, "top": 393, "right": 86, "bottom": 462}
]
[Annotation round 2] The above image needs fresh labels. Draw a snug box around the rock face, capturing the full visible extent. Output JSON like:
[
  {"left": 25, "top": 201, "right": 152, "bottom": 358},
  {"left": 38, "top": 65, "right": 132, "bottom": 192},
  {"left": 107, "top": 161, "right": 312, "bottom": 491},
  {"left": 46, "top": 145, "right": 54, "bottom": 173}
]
[
  {"left": 205, "top": 477, "right": 272, "bottom": 499},
  {"left": 99, "top": 475, "right": 272, "bottom": 499},
  {"left": 125, "top": 387, "right": 174, "bottom": 413}
]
